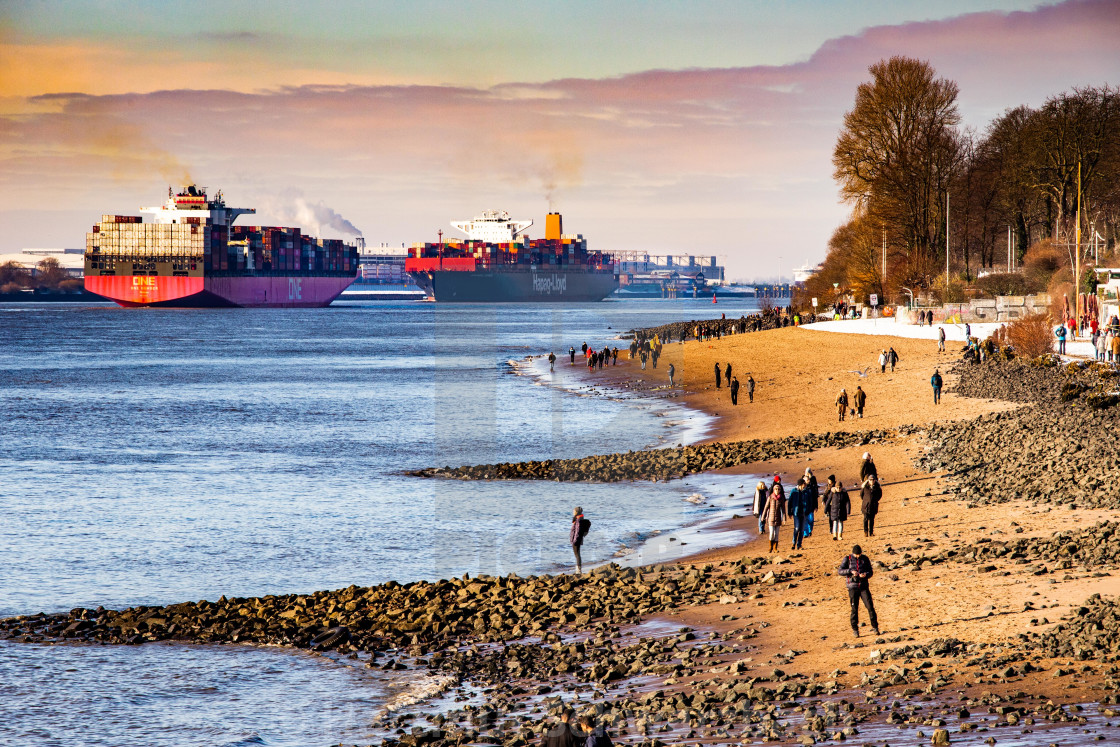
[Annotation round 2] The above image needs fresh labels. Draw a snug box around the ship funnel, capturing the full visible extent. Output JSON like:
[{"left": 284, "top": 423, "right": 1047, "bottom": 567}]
[{"left": 546, "top": 212, "right": 563, "bottom": 241}]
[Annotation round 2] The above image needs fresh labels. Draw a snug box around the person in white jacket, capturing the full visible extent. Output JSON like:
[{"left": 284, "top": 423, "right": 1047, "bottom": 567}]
[{"left": 878, "top": 349, "right": 888, "bottom": 373}]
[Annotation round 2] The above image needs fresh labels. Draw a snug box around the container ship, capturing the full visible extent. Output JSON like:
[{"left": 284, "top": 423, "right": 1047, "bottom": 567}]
[
  {"left": 404, "top": 211, "right": 617, "bottom": 302},
  {"left": 84, "top": 186, "right": 358, "bottom": 307}
]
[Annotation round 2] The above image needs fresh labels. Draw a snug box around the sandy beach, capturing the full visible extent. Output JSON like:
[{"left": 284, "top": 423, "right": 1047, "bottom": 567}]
[{"left": 582, "top": 320, "right": 1117, "bottom": 704}]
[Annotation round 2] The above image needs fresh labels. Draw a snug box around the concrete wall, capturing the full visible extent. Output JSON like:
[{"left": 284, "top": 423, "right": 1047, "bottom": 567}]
[{"left": 895, "top": 294, "right": 1050, "bottom": 324}]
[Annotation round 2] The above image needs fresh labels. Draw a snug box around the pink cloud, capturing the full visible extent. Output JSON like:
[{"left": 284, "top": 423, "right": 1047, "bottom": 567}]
[{"left": 1, "top": 0, "right": 1117, "bottom": 279}]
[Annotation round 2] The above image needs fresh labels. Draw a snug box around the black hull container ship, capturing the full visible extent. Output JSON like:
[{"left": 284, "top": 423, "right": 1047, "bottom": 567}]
[{"left": 405, "top": 211, "right": 618, "bottom": 302}]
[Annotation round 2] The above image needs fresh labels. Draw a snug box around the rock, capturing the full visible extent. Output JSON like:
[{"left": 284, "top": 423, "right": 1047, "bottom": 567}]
[{"left": 931, "top": 728, "right": 951, "bottom": 745}]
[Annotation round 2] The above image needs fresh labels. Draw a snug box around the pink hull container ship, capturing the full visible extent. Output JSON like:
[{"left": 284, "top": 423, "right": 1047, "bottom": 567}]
[{"left": 84, "top": 185, "right": 358, "bottom": 307}]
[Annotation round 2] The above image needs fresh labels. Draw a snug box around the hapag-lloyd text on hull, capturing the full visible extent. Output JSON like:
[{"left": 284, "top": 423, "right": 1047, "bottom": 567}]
[{"left": 532, "top": 271, "right": 568, "bottom": 295}]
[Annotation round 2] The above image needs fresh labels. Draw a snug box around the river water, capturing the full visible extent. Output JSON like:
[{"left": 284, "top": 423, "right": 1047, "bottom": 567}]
[{"left": 0, "top": 298, "right": 759, "bottom": 747}]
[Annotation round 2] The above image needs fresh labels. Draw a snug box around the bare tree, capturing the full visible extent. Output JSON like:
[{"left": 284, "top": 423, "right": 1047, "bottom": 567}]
[{"left": 833, "top": 57, "right": 962, "bottom": 287}]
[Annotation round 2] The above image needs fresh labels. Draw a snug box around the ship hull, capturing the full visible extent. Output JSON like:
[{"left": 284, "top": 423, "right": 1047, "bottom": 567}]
[
  {"left": 86, "top": 274, "right": 356, "bottom": 308},
  {"left": 409, "top": 268, "right": 618, "bottom": 302}
]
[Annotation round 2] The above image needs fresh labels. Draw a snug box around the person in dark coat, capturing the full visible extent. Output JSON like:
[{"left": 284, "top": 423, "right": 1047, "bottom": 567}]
[
  {"left": 859, "top": 452, "right": 877, "bottom": 482},
  {"left": 725, "top": 362, "right": 732, "bottom": 384},
  {"left": 548, "top": 352, "right": 556, "bottom": 372},
  {"left": 860, "top": 475, "right": 882, "bottom": 536},
  {"left": 838, "top": 545, "right": 879, "bottom": 637},
  {"left": 887, "top": 347, "right": 899, "bottom": 372},
  {"left": 931, "top": 369, "right": 943, "bottom": 404},
  {"left": 569, "top": 346, "right": 576, "bottom": 364},
  {"left": 747, "top": 375, "right": 755, "bottom": 403},
  {"left": 788, "top": 478, "right": 807, "bottom": 550},
  {"left": 578, "top": 715, "right": 613, "bottom": 747},
  {"left": 730, "top": 376, "right": 740, "bottom": 405},
  {"left": 581, "top": 342, "right": 588, "bottom": 356},
  {"left": 714, "top": 362, "right": 722, "bottom": 388},
  {"left": 540, "top": 708, "right": 583, "bottom": 747},
  {"left": 802, "top": 468, "right": 819, "bottom": 539},
  {"left": 853, "top": 385, "right": 866, "bottom": 418},
  {"left": 570, "top": 507, "right": 590, "bottom": 574},
  {"left": 823, "top": 477, "right": 851, "bottom": 541}
]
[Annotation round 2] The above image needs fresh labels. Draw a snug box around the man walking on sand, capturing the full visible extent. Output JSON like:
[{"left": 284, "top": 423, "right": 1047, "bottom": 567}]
[
  {"left": 570, "top": 507, "right": 590, "bottom": 574},
  {"left": 548, "top": 351, "right": 556, "bottom": 372},
  {"left": 747, "top": 375, "right": 755, "bottom": 403},
  {"left": 839, "top": 545, "right": 879, "bottom": 637},
  {"left": 730, "top": 376, "right": 740, "bottom": 405},
  {"left": 938, "top": 326, "right": 946, "bottom": 352},
  {"left": 853, "top": 385, "right": 866, "bottom": 418},
  {"left": 541, "top": 708, "right": 583, "bottom": 747},
  {"left": 931, "top": 369, "right": 943, "bottom": 404},
  {"left": 668, "top": 363, "right": 676, "bottom": 387},
  {"left": 860, "top": 475, "right": 881, "bottom": 537},
  {"left": 836, "top": 388, "right": 848, "bottom": 422},
  {"left": 714, "top": 362, "right": 722, "bottom": 389},
  {"left": 887, "top": 346, "right": 899, "bottom": 372},
  {"left": 788, "top": 477, "right": 807, "bottom": 550}
]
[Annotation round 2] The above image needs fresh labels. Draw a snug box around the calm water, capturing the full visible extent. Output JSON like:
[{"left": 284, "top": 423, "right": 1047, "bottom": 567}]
[{"left": 0, "top": 298, "right": 759, "bottom": 747}]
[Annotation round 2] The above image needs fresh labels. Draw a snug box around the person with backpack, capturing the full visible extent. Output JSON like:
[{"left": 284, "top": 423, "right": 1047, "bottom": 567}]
[
  {"left": 577, "top": 714, "right": 613, "bottom": 747},
  {"left": 1055, "top": 323, "right": 1067, "bottom": 355},
  {"left": 570, "top": 507, "right": 591, "bottom": 574},
  {"left": 838, "top": 545, "right": 879, "bottom": 637},
  {"left": 931, "top": 369, "right": 943, "bottom": 404}
]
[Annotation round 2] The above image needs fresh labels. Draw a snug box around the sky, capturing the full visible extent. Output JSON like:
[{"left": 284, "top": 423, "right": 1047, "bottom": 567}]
[{"left": 1, "top": 0, "right": 1118, "bottom": 280}]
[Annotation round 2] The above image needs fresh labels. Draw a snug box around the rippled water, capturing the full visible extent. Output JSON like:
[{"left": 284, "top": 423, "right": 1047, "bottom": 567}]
[{"left": 0, "top": 298, "right": 758, "bottom": 747}]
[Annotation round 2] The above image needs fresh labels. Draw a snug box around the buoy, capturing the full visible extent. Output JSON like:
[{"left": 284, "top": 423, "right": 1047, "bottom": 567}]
[{"left": 712, "top": 293, "right": 717, "bottom": 304}]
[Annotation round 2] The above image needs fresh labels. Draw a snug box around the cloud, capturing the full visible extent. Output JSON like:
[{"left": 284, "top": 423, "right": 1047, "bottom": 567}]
[{"left": 1, "top": 0, "right": 1117, "bottom": 277}]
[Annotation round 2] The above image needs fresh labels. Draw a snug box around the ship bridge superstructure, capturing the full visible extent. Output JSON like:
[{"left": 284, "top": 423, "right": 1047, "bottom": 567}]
[
  {"left": 142, "top": 185, "right": 255, "bottom": 229},
  {"left": 451, "top": 210, "right": 532, "bottom": 244}
]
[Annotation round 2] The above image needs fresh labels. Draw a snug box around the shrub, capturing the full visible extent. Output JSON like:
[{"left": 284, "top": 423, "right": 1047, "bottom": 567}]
[
  {"left": 975, "top": 272, "right": 1032, "bottom": 297},
  {"left": 1005, "top": 313, "right": 1055, "bottom": 359}
]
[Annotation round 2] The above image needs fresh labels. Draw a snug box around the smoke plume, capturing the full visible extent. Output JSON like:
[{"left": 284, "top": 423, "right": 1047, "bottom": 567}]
[{"left": 265, "top": 191, "right": 363, "bottom": 238}]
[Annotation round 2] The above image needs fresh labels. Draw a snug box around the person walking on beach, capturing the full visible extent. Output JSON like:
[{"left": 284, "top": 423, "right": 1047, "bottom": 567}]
[
  {"left": 760, "top": 483, "right": 786, "bottom": 553},
  {"left": 860, "top": 475, "right": 881, "bottom": 537},
  {"left": 859, "top": 452, "right": 877, "bottom": 482},
  {"left": 803, "top": 468, "right": 819, "bottom": 540},
  {"left": 747, "top": 375, "right": 755, "bottom": 403},
  {"left": 853, "top": 385, "right": 866, "bottom": 418},
  {"left": 878, "top": 349, "right": 888, "bottom": 373},
  {"left": 725, "top": 362, "right": 732, "bottom": 385},
  {"left": 548, "top": 352, "right": 556, "bottom": 372},
  {"left": 931, "top": 369, "right": 943, "bottom": 404},
  {"left": 581, "top": 342, "right": 588, "bottom": 357},
  {"left": 824, "top": 477, "right": 851, "bottom": 541},
  {"left": 887, "top": 347, "right": 899, "bottom": 372},
  {"left": 839, "top": 545, "right": 879, "bottom": 637},
  {"left": 640, "top": 350, "right": 648, "bottom": 370},
  {"left": 541, "top": 708, "right": 583, "bottom": 747},
  {"left": 836, "top": 388, "right": 849, "bottom": 422},
  {"left": 730, "top": 376, "right": 740, "bottom": 405},
  {"left": 714, "top": 362, "right": 722, "bottom": 389},
  {"left": 788, "top": 477, "right": 807, "bottom": 550},
  {"left": 752, "top": 481, "right": 768, "bottom": 533},
  {"left": 569, "top": 346, "right": 576, "bottom": 364},
  {"left": 577, "top": 714, "right": 613, "bottom": 747},
  {"left": 612, "top": 347, "right": 618, "bottom": 365},
  {"left": 938, "top": 326, "right": 946, "bottom": 352},
  {"left": 570, "top": 507, "right": 590, "bottom": 574},
  {"left": 668, "top": 363, "right": 676, "bottom": 387}
]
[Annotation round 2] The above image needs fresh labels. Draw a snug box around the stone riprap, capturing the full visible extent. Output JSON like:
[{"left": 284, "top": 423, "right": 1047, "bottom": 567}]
[{"left": 409, "top": 429, "right": 899, "bottom": 482}]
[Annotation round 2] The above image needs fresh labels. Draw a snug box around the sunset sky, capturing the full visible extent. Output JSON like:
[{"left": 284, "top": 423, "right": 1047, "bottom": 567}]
[{"left": 1, "top": 0, "right": 1117, "bottom": 279}]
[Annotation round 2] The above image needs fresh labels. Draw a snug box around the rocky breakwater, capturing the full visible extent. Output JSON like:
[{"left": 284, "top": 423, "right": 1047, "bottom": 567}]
[
  {"left": 0, "top": 561, "right": 773, "bottom": 656},
  {"left": 410, "top": 429, "right": 900, "bottom": 482},
  {"left": 628, "top": 310, "right": 790, "bottom": 344},
  {"left": 920, "top": 358, "right": 1120, "bottom": 509}
]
